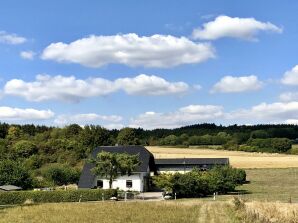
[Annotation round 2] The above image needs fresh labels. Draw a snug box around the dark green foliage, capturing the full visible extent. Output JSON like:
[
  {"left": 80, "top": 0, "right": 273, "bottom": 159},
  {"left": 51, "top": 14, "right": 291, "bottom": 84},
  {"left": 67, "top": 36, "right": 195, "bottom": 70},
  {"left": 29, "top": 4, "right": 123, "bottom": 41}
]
[
  {"left": 40, "top": 164, "right": 80, "bottom": 186},
  {"left": 13, "top": 140, "right": 38, "bottom": 158},
  {"left": 153, "top": 166, "right": 246, "bottom": 198},
  {"left": 0, "top": 189, "right": 117, "bottom": 205},
  {"left": 117, "top": 127, "right": 139, "bottom": 145},
  {"left": 247, "top": 138, "right": 292, "bottom": 153},
  {"left": 0, "top": 159, "right": 33, "bottom": 189}
]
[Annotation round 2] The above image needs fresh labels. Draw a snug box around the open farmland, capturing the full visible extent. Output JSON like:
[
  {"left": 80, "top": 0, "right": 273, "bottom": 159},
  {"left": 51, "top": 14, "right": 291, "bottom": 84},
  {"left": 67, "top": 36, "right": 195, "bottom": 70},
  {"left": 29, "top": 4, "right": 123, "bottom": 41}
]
[{"left": 147, "top": 146, "right": 298, "bottom": 169}]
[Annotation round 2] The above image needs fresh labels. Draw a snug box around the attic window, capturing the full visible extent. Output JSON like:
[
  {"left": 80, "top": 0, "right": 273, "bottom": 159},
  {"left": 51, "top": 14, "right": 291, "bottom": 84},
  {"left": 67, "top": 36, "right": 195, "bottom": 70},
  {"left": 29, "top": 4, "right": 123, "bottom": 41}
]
[{"left": 126, "top": 180, "right": 132, "bottom": 188}]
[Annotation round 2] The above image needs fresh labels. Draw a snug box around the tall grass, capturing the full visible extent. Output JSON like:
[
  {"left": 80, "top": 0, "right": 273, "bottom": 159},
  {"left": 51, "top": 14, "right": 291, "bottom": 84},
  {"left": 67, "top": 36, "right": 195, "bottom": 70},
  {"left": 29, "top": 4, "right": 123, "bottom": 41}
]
[{"left": 233, "top": 197, "right": 298, "bottom": 223}]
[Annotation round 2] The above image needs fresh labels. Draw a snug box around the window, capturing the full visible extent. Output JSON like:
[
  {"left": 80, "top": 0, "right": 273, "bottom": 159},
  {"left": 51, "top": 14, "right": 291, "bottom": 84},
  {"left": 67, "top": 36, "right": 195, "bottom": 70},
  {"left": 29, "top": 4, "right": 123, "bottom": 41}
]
[
  {"left": 126, "top": 180, "right": 133, "bottom": 188},
  {"left": 97, "top": 180, "right": 103, "bottom": 188}
]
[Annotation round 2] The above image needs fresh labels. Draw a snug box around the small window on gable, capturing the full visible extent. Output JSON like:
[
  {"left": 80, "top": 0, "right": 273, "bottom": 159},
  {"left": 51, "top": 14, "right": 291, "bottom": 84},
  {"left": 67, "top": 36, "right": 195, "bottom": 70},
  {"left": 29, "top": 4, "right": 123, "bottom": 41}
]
[
  {"left": 126, "top": 180, "right": 132, "bottom": 188},
  {"left": 97, "top": 180, "right": 103, "bottom": 188}
]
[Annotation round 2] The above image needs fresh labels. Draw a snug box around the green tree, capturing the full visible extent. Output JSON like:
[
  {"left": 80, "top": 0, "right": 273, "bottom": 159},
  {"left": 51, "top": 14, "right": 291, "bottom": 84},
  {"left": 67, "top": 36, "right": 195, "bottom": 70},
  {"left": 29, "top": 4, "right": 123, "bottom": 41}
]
[
  {"left": 0, "top": 159, "right": 33, "bottom": 189},
  {"left": 117, "top": 128, "right": 139, "bottom": 145},
  {"left": 41, "top": 163, "right": 80, "bottom": 186},
  {"left": 13, "top": 140, "right": 38, "bottom": 158},
  {"left": 90, "top": 151, "right": 140, "bottom": 188}
]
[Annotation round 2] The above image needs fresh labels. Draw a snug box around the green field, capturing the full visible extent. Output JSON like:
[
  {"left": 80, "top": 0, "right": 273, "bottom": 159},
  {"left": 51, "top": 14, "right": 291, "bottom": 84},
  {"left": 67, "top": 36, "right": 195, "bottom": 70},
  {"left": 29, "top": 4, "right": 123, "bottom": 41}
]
[{"left": 237, "top": 168, "right": 298, "bottom": 202}]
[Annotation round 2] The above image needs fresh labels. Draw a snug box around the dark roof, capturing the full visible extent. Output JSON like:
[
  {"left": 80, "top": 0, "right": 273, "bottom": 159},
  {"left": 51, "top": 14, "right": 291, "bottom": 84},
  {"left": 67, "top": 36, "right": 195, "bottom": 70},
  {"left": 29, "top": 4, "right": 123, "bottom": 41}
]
[
  {"left": 155, "top": 158, "right": 229, "bottom": 165},
  {"left": 78, "top": 146, "right": 155, "bottom": 189},
  {"left": 0, "top": 185, "right": 22, "bottom": 191}
]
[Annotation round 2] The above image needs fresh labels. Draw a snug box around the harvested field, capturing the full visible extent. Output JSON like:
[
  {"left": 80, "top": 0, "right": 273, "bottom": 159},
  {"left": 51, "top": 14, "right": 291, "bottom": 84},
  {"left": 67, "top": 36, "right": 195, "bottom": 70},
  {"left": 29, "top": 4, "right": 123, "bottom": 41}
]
[{"left": 147, "top": 146, "right": 298, "bottom": 168}]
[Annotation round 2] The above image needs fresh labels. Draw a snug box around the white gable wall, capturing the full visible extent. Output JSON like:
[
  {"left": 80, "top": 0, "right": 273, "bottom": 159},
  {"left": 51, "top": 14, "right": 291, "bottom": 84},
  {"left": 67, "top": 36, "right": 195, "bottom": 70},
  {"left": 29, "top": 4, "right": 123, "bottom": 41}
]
[{"left": 94, "top": 173, "right": 147, "bottom": 192}]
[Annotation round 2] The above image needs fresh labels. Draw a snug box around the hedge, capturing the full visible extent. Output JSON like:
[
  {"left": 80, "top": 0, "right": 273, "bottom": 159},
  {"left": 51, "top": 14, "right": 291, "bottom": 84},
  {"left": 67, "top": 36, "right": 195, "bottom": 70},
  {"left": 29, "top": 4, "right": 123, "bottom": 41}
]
[{"left": 0, "top": 189, "right": 117, "bottom": 205}]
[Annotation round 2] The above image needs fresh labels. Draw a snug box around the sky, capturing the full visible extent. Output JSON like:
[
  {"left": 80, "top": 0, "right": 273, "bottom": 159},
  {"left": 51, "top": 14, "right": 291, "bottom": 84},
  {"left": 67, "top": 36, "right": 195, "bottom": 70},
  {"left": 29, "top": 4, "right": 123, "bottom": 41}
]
[{"left": 1, "top": 0, "right": 298, "bottom": 129}]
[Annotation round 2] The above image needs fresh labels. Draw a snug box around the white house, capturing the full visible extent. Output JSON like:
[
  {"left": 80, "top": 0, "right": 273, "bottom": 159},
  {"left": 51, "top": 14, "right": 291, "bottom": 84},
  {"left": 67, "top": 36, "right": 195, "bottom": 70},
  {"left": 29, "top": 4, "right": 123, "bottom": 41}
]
[{"left": 78, "top": 146, "right": 155, "bottom": 192}]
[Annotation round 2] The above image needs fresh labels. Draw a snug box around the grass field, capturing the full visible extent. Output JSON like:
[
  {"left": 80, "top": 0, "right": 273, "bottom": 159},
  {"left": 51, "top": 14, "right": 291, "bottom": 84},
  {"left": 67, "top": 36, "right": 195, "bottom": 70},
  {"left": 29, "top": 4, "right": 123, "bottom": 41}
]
[
  {"left": 0, "top": 201, "right": 238, "bottom": 223},
  {"left": 1, "top": 200, "right": 297, "bottom": 223},
  {"left": 147, "top": 146, "right": 298, "bottom": 168}
]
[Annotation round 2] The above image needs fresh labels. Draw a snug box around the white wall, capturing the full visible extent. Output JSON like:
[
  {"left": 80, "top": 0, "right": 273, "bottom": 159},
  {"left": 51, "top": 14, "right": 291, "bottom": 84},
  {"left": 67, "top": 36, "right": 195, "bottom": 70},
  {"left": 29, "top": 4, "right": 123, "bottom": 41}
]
[{"left": 93, "top": 173, "right": 147, "bottom": 192}]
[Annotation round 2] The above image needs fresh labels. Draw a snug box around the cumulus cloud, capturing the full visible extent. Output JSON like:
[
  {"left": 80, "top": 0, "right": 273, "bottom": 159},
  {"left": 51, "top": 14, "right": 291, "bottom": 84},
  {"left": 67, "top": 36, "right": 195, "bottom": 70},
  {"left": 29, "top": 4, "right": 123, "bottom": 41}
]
[
  {"left": 129, "top": 100, "right": 298, "bottom": 129},
  {"left": 192, "top": 15, "right": 282, "bottom": 41},
  {"left": 227, "top": 102, "right": 298, "bottom": 123},
  {"left": 211, "top": 75, "right": 262, "bottom": 93},
  {"left": 130, "top": 104, "right": 224, "bottom": 129},
  {"left": 281, "top": 65, "right": 298, "bottom": 85},
  {"left": 41, "top": 33, "right": 215, "bottom": 68},
  {"left": 20, "top": 51, "right": 35, "bottom": 60},
  {"left": 279, "top": 92, "right": 298, "bottom": 102},
  {"left": 0, "top": 31, "right": 27, "bottom": 44},
  {"left": 0, "top": 106, "right": 54, "bottom": 120},
  {"left": 54, "top": 113, "right": 123, "bottom": 127},
  {"left": 4, "top": 74, "right": 190, "bottom": 102}
]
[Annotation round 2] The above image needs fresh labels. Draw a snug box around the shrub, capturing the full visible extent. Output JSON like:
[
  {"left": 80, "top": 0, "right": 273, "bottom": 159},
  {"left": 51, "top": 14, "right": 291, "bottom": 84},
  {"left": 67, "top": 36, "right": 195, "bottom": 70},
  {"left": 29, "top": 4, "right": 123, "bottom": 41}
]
[
  {"left": 0, "top": 189, "right": 117, "bottom": 205},
  {"left": 40, "top": 163, "right": 80, "bottom": 186},
  {"left": 247, "top": 138, "right": 292, "bottom": 153},
  {"left": 153, "top": 166, "right": 246, "bottom": 198}
]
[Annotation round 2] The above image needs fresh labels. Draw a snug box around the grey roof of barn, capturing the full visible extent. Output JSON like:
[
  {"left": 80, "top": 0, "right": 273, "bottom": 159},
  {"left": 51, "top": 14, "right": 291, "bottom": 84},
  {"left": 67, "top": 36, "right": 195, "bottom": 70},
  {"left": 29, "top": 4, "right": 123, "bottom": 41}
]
[
  {"left": 78, "top": 146, "right": 156, "bottom": 189},
  {"left": 155, "top": 158, "right": 229, "bottom": 165}
]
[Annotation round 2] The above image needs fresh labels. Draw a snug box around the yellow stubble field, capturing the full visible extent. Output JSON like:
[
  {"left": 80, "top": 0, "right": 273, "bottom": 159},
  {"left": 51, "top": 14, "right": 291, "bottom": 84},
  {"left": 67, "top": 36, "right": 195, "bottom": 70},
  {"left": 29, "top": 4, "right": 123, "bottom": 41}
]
[{"left": 147, "top": 146, "right": 298, "bottom": 168}]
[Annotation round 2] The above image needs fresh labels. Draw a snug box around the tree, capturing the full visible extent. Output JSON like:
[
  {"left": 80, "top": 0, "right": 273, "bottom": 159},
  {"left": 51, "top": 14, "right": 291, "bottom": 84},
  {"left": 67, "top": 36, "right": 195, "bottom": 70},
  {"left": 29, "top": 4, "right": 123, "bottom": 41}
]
[
  {"left": 13, "top": 140, "right": 38, "bottom": 158},
  {"left": 0, "top": 159, "right": 33, "bottom": 189},
  {"left": 117, "top": 128, "right": 139, "bottom": 145},
  {"left": 41, "top": 163, "right": 80, "bottom": 186},
  {"left": 90, "top": 151, "right": 140, "bottom": 188}
]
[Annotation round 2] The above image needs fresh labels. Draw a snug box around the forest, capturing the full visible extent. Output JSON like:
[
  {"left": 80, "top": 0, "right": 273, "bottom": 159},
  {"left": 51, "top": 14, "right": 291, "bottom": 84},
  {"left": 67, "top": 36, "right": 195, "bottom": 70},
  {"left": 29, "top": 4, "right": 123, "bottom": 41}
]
[{"left": 0, "top": 122, "right": 297, "bottom": 189}]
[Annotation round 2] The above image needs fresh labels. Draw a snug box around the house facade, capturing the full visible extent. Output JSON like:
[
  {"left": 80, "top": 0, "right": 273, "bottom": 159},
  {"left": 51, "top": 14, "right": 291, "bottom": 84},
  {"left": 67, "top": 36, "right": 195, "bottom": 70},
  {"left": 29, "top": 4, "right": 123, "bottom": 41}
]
[
  {"left": 78, "top": 146, "right": 155, "bottom": 192},
  {"left": 78, "top": 146, "right": 229, "bottom": 192}
]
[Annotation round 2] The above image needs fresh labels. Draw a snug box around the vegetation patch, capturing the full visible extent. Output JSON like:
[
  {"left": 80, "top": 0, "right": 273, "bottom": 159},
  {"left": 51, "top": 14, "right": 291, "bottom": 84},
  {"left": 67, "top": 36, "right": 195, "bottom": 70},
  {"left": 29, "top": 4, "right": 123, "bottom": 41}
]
[{"left": 0, "top": 189, "right": 116, "bottom": 205}]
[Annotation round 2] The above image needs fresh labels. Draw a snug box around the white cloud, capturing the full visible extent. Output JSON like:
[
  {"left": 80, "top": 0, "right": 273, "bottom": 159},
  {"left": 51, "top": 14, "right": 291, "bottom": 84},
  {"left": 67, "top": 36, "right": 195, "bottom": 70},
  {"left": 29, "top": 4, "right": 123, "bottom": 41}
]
[
  {"left": 192, "top": 15, "right": 282, "bottom": 41},
  {"left": 0, "top": 106, "right": 54, "bottom": 120},
  {"left": 281, "top": 65, "right": 298, "bottom": 85},
  {"left": 0, "top": 31, "right": 27, "bottom": 44},
  {"left": 279, "top": 92, "right": 298, "bottom": 102},
  {"left": 41, "top": 33, "right": 215, "bottom": 68},
  {"left": 211, "top": 75, "right": 262, "bottom": 93},
  {"left": 115, "top": 74, "right": 189, "bottom": 95},
  {"left": 20, "top": 51, "right": 35, "bottom": 60},
  {"left": 54, "top": 113, "right": 123, "bottom": 127},
  {"left": 129, "top": 100, "right": 298, "bottom": 129},
  {"left": 130, "top": 104, "right": 224, "bottom": 129},
  {"left": 4, "top": 74, "right": 190, "bottom": 102},
  {"left": 285, "top": 119, "right": 298, "bottom": 125},
  {"left": 227, "top": 102, "right": 298, "bottom": 123}
]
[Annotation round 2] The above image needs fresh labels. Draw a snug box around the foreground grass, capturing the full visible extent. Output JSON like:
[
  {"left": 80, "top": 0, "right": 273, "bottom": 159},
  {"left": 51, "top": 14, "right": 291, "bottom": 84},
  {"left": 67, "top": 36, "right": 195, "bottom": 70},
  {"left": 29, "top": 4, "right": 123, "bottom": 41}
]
[
  {"left": 147, "top": 146, "right": 298, "bottom": 168},
  {"left": 0, "top": 201, "right": 239, "bottom": 223},
  {"left": 233, "top": 199, "right": 298, "bottom": 223}
]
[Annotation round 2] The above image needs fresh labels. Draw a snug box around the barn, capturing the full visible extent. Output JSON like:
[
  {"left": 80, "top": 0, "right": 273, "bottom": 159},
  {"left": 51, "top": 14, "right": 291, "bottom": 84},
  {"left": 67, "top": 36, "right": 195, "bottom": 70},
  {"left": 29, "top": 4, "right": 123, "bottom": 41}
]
[{"left": 78, "top": 146, "right": 229, "bottom": 192}]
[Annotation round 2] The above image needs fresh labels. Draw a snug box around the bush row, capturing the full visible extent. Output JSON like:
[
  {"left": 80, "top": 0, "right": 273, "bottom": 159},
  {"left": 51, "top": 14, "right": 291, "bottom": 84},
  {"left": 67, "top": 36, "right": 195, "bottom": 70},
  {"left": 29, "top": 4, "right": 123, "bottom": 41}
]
[
  {"left": 0, "top": 189, "right": 117, "bottom": 205},
  {"left": 153, "top": 166, "right": 246, "bottom": 198}
]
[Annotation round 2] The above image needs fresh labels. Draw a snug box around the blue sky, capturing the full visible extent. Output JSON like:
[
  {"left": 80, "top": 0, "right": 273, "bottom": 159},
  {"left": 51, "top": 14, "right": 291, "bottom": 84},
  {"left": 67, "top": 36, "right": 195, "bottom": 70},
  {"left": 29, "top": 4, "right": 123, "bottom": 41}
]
[{"left": 1, "top": 0, "right": 298, "bottom": 129}]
